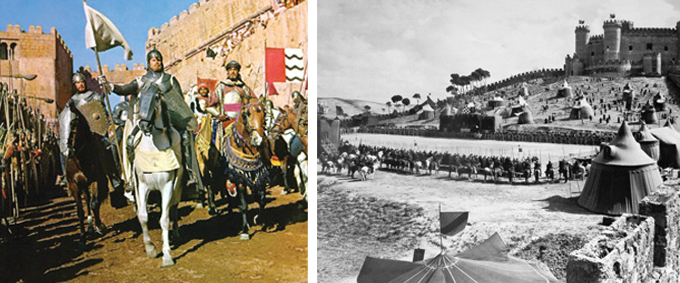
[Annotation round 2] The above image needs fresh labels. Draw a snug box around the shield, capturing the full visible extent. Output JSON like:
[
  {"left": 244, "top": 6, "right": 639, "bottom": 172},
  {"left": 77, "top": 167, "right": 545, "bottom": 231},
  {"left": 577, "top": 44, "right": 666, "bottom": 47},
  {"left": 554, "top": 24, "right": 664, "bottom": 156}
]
[
  {"left": 163, "top": 87, "right": 198, "bottom": 131},
  {"left": 58, "top": 106, "right": 75, "bottom": 155},
  {"left": 357, "top": 233, "right": 560, "bottom": 283},
  {"left": 75, "top": 100, "right": 110, "bottom": 136}
]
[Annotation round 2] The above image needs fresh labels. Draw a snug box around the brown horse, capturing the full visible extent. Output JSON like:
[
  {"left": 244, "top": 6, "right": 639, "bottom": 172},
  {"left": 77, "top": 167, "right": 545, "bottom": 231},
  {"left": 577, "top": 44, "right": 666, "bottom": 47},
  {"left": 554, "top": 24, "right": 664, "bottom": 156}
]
[
  {"left": 267, "top": 103, "right": 308, "bottom": 196},
  {"left": 222, "top": 95, "right": 269, "bottom": 240},
  {"left": 65, "top": 115, "right": 110, "bottom": 247}
]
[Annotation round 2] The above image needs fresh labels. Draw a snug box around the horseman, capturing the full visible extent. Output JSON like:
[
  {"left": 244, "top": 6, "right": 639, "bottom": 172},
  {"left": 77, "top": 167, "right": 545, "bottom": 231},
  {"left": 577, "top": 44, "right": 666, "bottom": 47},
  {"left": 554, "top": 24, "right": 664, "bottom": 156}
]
[
  {"left": 214, "top": 60, "right": 255, "bottom": 125},
  {"left": 100, "top": 49, "right": 202, "bottom": 196},
  {"left": 60, "top": 73, "right": 125, "bottom": 202}
]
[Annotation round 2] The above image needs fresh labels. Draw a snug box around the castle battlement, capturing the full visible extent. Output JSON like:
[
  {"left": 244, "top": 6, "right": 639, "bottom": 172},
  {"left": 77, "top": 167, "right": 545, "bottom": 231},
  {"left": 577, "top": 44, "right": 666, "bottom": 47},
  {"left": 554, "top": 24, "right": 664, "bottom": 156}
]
[
  {"left": 589, "top": 34, "right": 604, "bottom": 41},
  {"left": 486, "top": 68, "right": 564, "bottom": 91},
  {"left": 152, "top": 0, "right": 208, "bottom": 35},
  {"left": 3, "top": 24, "right": 72, "bottom": 58},
  {"left": 575, "top": 25, "right": 590, "bottom": 32},
  {"left": 603, "top": 19, "right": 622, "bottom": 27},
  {"left": 623, "top": 27, "right": 676, "bottom": 36},
  {"left": 85, "top": 63, "right": 146, "bottom": 73}
]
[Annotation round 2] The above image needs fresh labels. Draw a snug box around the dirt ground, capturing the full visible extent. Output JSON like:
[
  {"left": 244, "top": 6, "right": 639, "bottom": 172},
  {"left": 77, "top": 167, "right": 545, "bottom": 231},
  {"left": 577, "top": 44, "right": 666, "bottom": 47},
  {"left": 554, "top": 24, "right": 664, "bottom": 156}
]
[
  {"left": 317, "top": 134, "right": 630, "bottom": 283},
  {"left": 0, "top": 185, "right": 308, "bottom": 283}
]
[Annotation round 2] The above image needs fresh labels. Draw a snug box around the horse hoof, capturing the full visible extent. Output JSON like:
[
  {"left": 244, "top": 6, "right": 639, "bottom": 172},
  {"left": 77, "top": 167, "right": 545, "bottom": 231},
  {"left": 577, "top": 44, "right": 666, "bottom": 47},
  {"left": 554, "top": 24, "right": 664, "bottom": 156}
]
[
  {"left": 146, "top": 246, "right": 159, "bottom": 258},
  {"left": 161, "top": 258, "right": 175, "bottom": 267},
  {"left": 196, "top": 203, "right": 204, "bottom": 209},
  {"left": 208, "top": 208, "right": 218, "bottom": 215},
  {"left": 240, "top": 233, "right": 250, "bottom": 240}
]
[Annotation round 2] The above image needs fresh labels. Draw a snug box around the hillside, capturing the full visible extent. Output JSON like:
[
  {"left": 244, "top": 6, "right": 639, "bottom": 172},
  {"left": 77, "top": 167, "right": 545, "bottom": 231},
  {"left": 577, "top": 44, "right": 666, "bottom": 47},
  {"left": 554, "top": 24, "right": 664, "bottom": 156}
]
[
  {"left": 344, "top": 76, "right": 680, "bottom": 132},
  {"left": 318, "top": 97, "right": 391, "bottom": 119}
]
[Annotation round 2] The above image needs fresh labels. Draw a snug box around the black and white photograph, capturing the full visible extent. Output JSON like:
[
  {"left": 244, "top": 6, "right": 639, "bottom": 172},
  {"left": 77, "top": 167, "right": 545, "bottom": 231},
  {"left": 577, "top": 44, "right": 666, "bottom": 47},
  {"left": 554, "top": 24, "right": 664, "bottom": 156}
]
[{"left": 318, "top": 0, "right": 680, "bottom": 282}]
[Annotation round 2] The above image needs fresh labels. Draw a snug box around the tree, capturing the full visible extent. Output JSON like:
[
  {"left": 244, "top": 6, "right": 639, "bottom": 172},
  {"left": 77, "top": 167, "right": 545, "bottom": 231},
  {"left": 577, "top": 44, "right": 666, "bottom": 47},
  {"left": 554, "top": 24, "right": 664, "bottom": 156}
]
[
  {"left": 364, "top": 105, "right": 371, "bottom": 113},
  {"left": 402, "top": 98, "right": 411, "bottom": 112},
  {"left": 446, "top": 85, "right": 458, "bottom": 95},
  {"left": 386, "top": 101, "right": 392, "bottom": 113},
  {"left": 413, "top": 93, "right": 421, "bottom": 105},
  {"left": 391, "top": 95, "right": 403, "bottom": 104},
  {"left": 448, "top": 73, "right": 461, "bottom": 96}
]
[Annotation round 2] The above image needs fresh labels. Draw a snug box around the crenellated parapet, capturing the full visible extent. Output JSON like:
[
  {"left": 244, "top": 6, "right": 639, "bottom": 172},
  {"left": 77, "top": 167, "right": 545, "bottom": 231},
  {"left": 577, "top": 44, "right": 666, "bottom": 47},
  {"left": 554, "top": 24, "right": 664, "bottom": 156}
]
[
  {"left": 623, "top": 27, "right": 676, "bottom": 37},
  {"left": 486, "top": 68, "right": 564, "bottom": 92},
  {"left": 603, "top": 19, "right": 622, "bottom": 28},
  {"left": 575, "top": 25, "right": 590, "bottom": 32},
  {"left": 589, "top": 34, "right": 604, "bottom": 41}
]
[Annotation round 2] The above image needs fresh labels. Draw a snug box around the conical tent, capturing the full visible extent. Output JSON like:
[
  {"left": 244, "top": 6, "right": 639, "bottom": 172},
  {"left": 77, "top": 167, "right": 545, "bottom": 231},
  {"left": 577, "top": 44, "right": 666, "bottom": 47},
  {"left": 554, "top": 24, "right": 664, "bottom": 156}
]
[
  {"left": 419, "top": 104, "right": 435, "bottom": 120},
  {"left": 578, "top": 121, "right": 662, "bottom": 215},
  {"left": 650, "top": 121, "right": 680, "bottom": 168},
  {"left": 569, "top": 98, "right": 593, "bottom": 119},
  {"left": 556, "top": 80, "right": 573, "bottom": 98},
  {"left": 641, "top": 101, "right": 658, "bottom": 124},
  {"left": 637, "top": 122, "right": 660, "bottom": 161},
  {"left": 357, "top": 233, "right": 559, "bottom": 283},
  {"left": 517, "top": 111, "right": 534, "bottom": 124},
  {"left": 653, "top": 92, "right": 667, "bottom": 111}
]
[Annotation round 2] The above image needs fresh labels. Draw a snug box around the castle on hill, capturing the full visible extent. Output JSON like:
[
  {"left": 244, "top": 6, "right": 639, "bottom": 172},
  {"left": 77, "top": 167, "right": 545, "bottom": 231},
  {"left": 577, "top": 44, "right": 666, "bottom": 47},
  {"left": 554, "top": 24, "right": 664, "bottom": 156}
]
[{"left": 565, "top": 15, "right": 680, "bottom": 77}]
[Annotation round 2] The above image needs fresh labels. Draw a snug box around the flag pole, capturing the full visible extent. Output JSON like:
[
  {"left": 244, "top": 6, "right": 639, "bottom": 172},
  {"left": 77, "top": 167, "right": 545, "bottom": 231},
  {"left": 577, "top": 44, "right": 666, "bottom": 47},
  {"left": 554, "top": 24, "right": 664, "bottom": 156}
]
[
  {"left": 84, "top": 0, "right": 126, "bottom": 190},
  {"left": 439, "top": 203, "right": 443, "bottom": 253}
]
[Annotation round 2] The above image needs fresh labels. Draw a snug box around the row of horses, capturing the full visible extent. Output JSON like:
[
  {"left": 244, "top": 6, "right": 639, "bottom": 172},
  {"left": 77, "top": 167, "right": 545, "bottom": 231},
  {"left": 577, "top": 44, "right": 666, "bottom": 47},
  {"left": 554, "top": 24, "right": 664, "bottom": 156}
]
[
  {"left": 67, "top": 88, "right": 307, "bottom": 267},
  {"left": 320, "top": 143, "right": 590, "bottom": 184}
]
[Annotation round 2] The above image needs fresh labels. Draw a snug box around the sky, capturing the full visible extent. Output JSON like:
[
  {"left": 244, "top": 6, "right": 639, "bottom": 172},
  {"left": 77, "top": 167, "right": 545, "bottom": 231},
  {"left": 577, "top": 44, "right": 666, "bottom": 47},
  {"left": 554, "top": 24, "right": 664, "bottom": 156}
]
[
  {"left": 0, "top": 0, "right": 201, "bottom": 71},
  {"left": 318, "top": 0, "right": 680, "bottom": 104}
]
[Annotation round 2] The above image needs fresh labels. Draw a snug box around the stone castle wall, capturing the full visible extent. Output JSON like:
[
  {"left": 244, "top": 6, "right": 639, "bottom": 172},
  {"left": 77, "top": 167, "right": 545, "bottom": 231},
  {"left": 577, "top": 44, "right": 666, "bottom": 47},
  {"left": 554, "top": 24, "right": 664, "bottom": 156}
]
[
  {"left": 145, "top": 0, "right": 307, "bottom": 108},
  {"left": 573, "top": 20, "right": 680, "bottom": 76},
  {"left": 0, "top": 24, "right": 72, "bottom": 118}
]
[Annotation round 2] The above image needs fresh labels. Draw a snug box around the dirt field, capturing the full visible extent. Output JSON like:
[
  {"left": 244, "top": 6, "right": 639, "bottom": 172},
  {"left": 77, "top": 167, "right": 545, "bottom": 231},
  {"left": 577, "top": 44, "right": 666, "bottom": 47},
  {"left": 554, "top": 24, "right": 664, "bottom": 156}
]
[
  {"left": 0, "top": 186, "right": 308, "bottom": 283},
  {"left": 318, "top": 134, "right": 620, "bottom": 283}
]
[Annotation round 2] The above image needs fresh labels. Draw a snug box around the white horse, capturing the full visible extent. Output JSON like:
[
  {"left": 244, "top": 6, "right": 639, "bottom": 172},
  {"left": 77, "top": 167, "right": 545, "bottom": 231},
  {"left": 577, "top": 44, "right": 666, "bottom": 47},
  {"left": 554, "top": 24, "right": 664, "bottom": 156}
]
[{"left": 125, "top": 84, "right": 184, "bottom": 267}]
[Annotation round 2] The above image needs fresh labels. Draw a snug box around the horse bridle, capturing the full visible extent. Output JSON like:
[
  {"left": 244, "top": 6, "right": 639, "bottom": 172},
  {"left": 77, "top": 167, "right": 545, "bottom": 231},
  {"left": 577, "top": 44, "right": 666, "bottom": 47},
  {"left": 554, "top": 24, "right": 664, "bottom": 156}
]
[{"left": 232, "top": 100, "right": 263, "bottom": 150}]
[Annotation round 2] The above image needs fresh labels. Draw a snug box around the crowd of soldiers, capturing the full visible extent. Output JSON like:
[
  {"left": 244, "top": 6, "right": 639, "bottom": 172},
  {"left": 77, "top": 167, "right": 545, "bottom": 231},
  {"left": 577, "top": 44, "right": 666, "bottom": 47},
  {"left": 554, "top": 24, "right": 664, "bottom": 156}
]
[
  {"left": 356, "top": 127, "right": 617, "bottom": 146},
  {"left": 321, "top": 142, "right": 590, "bottom": 184},
  {"left": 0, "top": 82, "right": 62, "bottom": 226}
]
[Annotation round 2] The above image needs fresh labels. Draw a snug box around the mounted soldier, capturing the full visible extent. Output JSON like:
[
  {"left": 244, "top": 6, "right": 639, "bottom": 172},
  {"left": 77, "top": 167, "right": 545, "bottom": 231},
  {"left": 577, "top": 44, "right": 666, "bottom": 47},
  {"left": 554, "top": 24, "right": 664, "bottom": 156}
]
[
  {"left": 100, "top": 49, "right": 202, "bottom": 198},
  {"left": 59, "top": 72, "right": 126, "bottom": 206},
  {"left": 214, "top": 60, "right": 255, "bottom": 125}
]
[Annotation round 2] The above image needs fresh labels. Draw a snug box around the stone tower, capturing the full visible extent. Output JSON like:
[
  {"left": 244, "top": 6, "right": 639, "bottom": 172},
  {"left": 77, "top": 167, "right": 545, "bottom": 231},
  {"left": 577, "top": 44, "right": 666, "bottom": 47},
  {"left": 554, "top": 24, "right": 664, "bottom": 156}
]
[
  {"left": 575, "top": 24, "right": 590, "bottom": 60},
  {"left": 677, "top": 21, "right": 680, "bottom": 62},
  {"left": 603, "top": 18, "right": 622, "bottom": 62}
]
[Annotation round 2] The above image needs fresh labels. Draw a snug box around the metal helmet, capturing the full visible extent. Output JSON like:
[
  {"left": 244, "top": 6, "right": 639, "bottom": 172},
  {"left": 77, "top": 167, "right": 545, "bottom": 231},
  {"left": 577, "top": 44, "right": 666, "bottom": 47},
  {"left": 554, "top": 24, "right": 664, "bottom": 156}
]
[
  {"left": 72, "top": 73, "right": 86, "bottom": 84},
  {"left": 225, "top": 60, "right": 241, "bottom": 71},
  {"left": 146, "top": 49, "right": 164, "bottom": 68}
]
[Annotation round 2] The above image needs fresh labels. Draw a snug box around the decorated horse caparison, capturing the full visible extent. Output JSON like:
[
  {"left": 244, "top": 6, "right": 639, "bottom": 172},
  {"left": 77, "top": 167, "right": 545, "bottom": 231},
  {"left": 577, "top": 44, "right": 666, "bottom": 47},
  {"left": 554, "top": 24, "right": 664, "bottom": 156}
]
[{"left": 220, "top": 95, "right": 270, "bottom": 240}]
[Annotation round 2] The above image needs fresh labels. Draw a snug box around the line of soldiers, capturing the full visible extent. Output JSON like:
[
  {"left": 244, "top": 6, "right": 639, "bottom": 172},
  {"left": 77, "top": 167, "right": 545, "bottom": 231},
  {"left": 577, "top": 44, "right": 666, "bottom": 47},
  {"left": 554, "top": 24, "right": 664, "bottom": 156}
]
[
  {"left": 356, "top": 127, "right": 617, "bottom": 146},
  {"left": 0, "top": 83, "right": 62, "bottom": 221},
  {"left": 334, "top": 143, "right": 588, "bottom": 183}
]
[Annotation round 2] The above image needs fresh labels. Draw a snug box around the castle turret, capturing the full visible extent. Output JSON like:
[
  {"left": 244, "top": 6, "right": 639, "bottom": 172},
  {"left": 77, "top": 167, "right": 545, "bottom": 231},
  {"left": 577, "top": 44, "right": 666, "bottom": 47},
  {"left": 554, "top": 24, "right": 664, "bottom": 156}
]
[
  {"left": 603, "top": 18, "right": 622, "bottom": 62},
  {"left": 575, "top": 24, "right": 590, "bottom": 61},
  {"left": 676, "top": 21, "right": 680, "bottom": 63}
]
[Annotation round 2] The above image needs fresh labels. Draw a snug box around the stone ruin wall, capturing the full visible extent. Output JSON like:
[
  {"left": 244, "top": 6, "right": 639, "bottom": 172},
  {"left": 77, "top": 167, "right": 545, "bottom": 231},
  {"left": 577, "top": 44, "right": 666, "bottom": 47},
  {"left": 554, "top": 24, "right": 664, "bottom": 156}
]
[
  {"left": 565, "top": 188, "right": 680, "bottom": 283},
  {"left": 567, "top": 214, "right": 655, "bottom": 283},
  {"left": 146, "top": 0, "right": 307, "bottom": 109}
]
